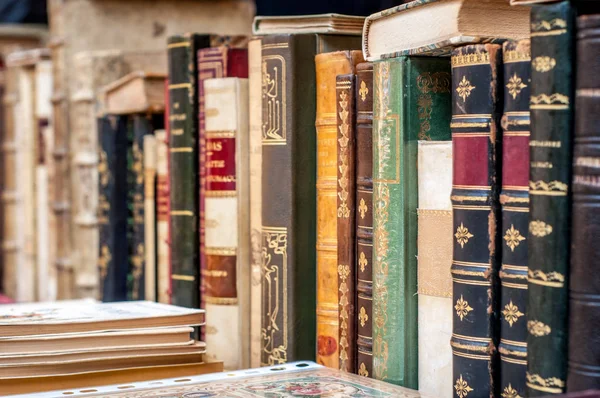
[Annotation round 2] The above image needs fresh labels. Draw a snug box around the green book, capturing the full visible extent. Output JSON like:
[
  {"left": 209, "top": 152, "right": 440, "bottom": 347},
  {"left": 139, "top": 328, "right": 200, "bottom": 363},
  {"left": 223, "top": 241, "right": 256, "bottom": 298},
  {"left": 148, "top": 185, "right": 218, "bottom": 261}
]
[{"left": 372, "top": 57, "right": 451, "bottom": 388}]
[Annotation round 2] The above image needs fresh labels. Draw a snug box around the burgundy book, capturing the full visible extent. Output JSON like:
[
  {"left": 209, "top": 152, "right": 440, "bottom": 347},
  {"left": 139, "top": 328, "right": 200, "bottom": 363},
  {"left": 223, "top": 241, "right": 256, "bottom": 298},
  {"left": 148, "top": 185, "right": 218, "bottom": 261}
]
[
  {"left": 197, "top": 47, "right": 248, "bottom": 324},
  {"left": 164, "top": 79, "right": 172, "bottom": 304}
]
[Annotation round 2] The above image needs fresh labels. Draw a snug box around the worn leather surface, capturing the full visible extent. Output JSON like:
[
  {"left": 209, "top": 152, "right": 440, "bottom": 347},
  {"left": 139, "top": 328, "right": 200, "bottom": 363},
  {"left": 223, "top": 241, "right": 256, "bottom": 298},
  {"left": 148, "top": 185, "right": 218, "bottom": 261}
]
[
  {"left": 568, "top": 14, "right": 600, "bottom": 393},
  {"left": 450, "top": 44, "right": 502, "bottom": 398},
  {"left": 373, "top": 56, "right": 451, "bottom": 388},
  {"left": 498, "top": 39, "right": 530, "bottom": 398},
  {"left": 167, "top": 34, "right": 210, "bottom": 309},
  {"left": 527, "top": 3, "right": 574, "bottom": 396},
  {"left": 260, "top": 34, "right": 360, "bottom": 367},
  {"left": 97, "top": 115, "right": 129, "bottom": 302},
  {"left": 355, "top": 62, "right": 374, "bottom": 380},
  {"left": 315, "top": 50, "right": 363, "bottom": 370}
]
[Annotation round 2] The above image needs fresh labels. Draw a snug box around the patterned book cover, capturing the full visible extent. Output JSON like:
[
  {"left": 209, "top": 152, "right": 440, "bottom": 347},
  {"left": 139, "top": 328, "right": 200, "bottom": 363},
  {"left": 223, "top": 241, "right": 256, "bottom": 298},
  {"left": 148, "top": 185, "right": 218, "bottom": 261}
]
[
  {"left": 499, "top": 39, "right": 531, "bottom": 398},
  {"left": 355, "top": 62, "right": 374, "bottom": 379},
  {"left": 567, "top": 13, "right": 600, "bottom": 393},
  {"left": 372, "top": 56, "right": 451, "bottom": 388},
  {"left": 155, "top": 128, "right": 170, "bottom": 304},
  {"left": 314, "top": 50, "right": 363, "bottom": 370},
  {"left": 527, "top": 2, "right": 574, "bottom": 396},
  {"left": 450, "top": 44, "right": 503, "bottom": 398},
  {"left": 142, "top": 133, "right": 157, "bottom": 302},
  {"left": 260, "top": 33, "right": 361, "bottom": 367}
]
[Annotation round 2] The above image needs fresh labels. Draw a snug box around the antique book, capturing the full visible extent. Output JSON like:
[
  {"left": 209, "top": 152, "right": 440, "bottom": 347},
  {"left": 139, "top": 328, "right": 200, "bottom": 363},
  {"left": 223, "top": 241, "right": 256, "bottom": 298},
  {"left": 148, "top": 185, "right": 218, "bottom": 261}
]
[
  {"left": 567, "top": 14, "right": 600, "bottom": 393},
  {"left": 253, "top": 14, "right": 365, "bottom": 36},
  {"left": 450, "top": 44, "right": 502, "bottom": 397},
  {"left": 130, "top": 115, "right": 164, "bottom": 301},
  {"left": 499, "top": 39, "right": 531, "bottom": 398},
  {"left": 34, "top": 59, "right": 55, "bottom": 303},
  {"left": 103, "top": 72, "right": 166, "bottom": 115},
  {"left": 47, "top": 0, "right": 253, "bottom": 300},
  {"left": 362, "top": 0, "right": 530, "bottom": 61},
  {"left": 527, "top": 2, "right": 574, "bottom": 396},
  {"left": 203, "top": 77, "right": 250, "bottom": 370},
  {"left": 335, "top": 73, "right": 357, "bottom": 373},
  {"left": 372, "top": 57, "right": 451, "bottom": 388},
  {"left": 70, "top": 50, "right": 165, "bottom": 299},
  {"left": 355, "top": 62, "right": 374, "bottom": 379},
  {"left": 0, "top": 300, "right": 204, "bottom": 337},
  {"left": 17, "top": 362, "right": 427, "bottom": 397},
  {"left": 248, "top": 37, "right": 262, "bottom": 369},
  {"left": 416, "top": 140, "right": 453, "bottom": 398},
  {"left": 315, "top": 50, "right": 363, "bottom": 370},
  {"left": 0, "top": 362, "right": 224, "bottom": 396},
  {"left": 143, "top": 134, "right": 157, "bottom": 302},
  {"left": 167, "top": 34, "right": 211, "bottom": 309},
  {"left": 97, "top": 115, "right": 129, "bottom": 302},
  {"left": 0, "top": 326, "right": 193, "bottom": 355},
  {"left": 197, "top": 46, "right": 248, "bottom": 323},
  {"left": 155, "top": 129, "right": 170, "bottom": 304},
  {"left": 260, "top": 33, "right": 361, "bottom": 366}
]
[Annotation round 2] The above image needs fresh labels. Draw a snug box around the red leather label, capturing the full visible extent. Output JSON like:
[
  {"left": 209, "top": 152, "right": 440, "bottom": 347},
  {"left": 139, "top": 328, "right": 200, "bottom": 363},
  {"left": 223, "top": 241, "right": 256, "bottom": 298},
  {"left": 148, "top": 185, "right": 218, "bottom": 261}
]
[
  {"left": 206, "top": 137, "right": 236, "bottom": 192},
  {"left": 502, "top": 135, "right": 530, "bottom": 188},
  {"left": 453, "top": 136, "right": 491, "bottom": 186}
]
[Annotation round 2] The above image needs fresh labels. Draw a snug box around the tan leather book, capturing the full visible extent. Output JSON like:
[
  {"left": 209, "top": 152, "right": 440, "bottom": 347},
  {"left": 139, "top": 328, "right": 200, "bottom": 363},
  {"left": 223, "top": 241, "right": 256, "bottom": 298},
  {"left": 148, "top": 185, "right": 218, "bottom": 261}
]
[
  {"left": 248, "top": 37, "right": 262, "bottom": 369},
  {"left": 314, "top": 50, "right": 363, "bottom": 369},
  {"left": 47, "top": 0, "right": 254, "bottom": 299},
  {"left": 102, "top": 71, "right": 166, "bottom": 115},
  {"left": 203, "top": 77, "right": 250, "bottom": 370},
  {"left": 154, "top": 129, "right": 170, "bottom": 304},
  {"left": 143, "top": 134, "right": 157, "bottom": 302},
  {"left": 253, "top": 14, "right": 365, "bottom": 36}
]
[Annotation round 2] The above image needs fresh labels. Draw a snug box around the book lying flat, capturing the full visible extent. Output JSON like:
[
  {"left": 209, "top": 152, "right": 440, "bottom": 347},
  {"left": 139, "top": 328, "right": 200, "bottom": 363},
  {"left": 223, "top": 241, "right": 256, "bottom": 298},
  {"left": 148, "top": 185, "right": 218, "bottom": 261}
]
[
  {"left": 252, "top": 14, "right": 365, "bottom": 35},
  {"left": 0, "top": 326, "right": 193, "bottom": 355},
  {"left": 0, "top": 301, "right": 204, "bottom": 337},
  {"left": 17, "top": 361, "right": 429, "bottom": 397}
]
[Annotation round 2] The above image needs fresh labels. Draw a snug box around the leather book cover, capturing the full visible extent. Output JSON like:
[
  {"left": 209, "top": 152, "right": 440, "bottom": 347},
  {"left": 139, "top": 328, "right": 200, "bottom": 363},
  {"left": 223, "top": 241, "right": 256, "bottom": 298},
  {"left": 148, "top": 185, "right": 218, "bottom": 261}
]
[
  {"left": 142, "top": 133, "right": 157, "bottom": 302},
  {"left": 335, "top": 73, "right": 357, "bottom": 373},
  {"left": 260, "top": 33, "right": 361, "bottom": 367},
  {"left": 450, "top": 44, "right": 502, "bottom": 397},
  {"left": 355, "top": 62, "right": 374, "bottom": 379},
  {"left": 97, "top": 115, "right": 129, "bottom": 302},
  {"left": 248, "top": 37, "right": 263, "bottom": 369},
  {"left": 315, "top": 50, "right": 363, "bottom": 370},
  {"left": 527, "top": 2, "right": 574, "bottom": 395},
  {"left": 167, "top": 34, "right": 210, "bottom": 309},
  {"left": 373, "top": 56, "right": 451, "bottom": 388},
  {"left": 197, "top": 46, "right": 248, "bottom": 324},
  {"left": 130, "top": 115, "right": 163, "bottom": 301},
  {"left": 155, "top": 129, "right": 170, "bottom": 304},
  {"left": 416, "top": 141, "right": 453, "bottom": 398},
  {"left": 499, "top": 39, "right": 531, "bottom": 398},
  {"left": 568, "top": 14, "right": 600, "bottom": 393},
  {"left": 163, "top": 79, "right": 172, "bottom": 305}
]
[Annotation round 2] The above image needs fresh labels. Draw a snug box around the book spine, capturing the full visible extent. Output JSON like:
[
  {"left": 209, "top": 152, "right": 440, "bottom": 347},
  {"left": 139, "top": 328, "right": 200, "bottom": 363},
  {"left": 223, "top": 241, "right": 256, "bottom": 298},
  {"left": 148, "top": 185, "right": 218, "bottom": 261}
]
[
  {"left": 416, "top": 141, "right": 453, "bottom": 398},
  {"left": 167, "top": 34, "right": 207, "bottom": 309},
  {"left": 97, "top": 115, "right": 129, "bottom": 302},
  {"left": 373, "top": 57, "right": 451, "bottom": 388},
  {"left": 315, "top": 50, "right": 363, "bottom": 370},
  {"left": 499, "top": 39, "right": 531, "bottom": 398},
  {"left": 248, "top": 37, "right": 263, "bottom": 369},
  {"left": 355, "top": 62, "right": 374, "bottom": 378},
  {"left": 155, "top": 129, "right": 170, "bottom": 304},
  {"left": 48, "top": 0, "right": 75, "bottom": 299},
  {"left": 567, "top": 14, "right": 600, "bottom": 392},
  {"left": 527, "top": 2, "right": 574, "bottom": 396},
  {"left": 336, "top": 73, "right": 357, "bottom": 373},
  {"left": 143, "top": 133, "right": 157, "bottom": 302},
  {"left": 204, "top": 77, "right": 249, "bottom": 369},
  {"left": 261, "top": 34, "right": 318, "bottom": 366},
  {"left": 163, "top": 79, "right": 172, "bottom": 304},
  {"left": 450, "top": 44, "right": 503, "bottom": 397}
]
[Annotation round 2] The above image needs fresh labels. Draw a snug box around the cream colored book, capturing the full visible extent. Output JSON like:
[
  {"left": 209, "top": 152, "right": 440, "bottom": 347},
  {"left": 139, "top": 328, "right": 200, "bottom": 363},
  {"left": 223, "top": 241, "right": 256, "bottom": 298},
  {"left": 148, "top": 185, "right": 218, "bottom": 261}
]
[
  {"left": 248, "top": 37, "right": 262, "bottom": 369},
  {"left": 204, "top": 77, "right": 250, "bottom": 370},
  {"left": 362, "top": 0, "right": 530, "bottom": 61},
  {"left": 154, "top": 129, "right": 170, "bottom": 304},
  {"left": 0, "top": 300, "right": 204, "bottom": 338},
  {"left": 252, "top": 14, "right": 364, "bottom": 35},
  {"left": 102, "top": 71, "right": 166, "bottom": 115},
  {"left": 416, "top": 140, "right": 453, "bottom": 398},
  {"left": 143, "top": 134, "right": 158, "bottom": 302}
]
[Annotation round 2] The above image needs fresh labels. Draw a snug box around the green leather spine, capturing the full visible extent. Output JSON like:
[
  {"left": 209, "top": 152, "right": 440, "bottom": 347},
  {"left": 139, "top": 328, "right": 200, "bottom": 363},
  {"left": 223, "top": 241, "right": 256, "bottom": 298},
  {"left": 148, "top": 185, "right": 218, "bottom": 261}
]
[
  {"left": 260, "top": 34, "right": 360, "bottom": 367},
  {"left": 167, "top": 34, "right": 210, "bottom": 309},
  {"left": 527, "top": 2, "right": 574, "bottom": 395},
  {"left": 372, "top": 57, "right": 452, "bottom": 388}
]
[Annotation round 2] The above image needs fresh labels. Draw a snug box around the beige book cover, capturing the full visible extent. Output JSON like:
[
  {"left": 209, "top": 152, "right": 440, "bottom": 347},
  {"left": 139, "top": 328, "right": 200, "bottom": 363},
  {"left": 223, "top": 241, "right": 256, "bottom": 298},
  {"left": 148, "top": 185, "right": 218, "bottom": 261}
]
[
  {"left": 252, "top": 14, "right": 364, "bottom": 36},
  {"left": 143, "top": 134, "right": 158, "bottom": 302},
  {"left": 203, "top": 77, "right": 250, "bottom": 370},
  {"left": 154, "top": 129, "right": 170, "bottom": 304},
  {"left": 416, "top": 140, "right": 453, "bottom": 398},
  {"left": 248, "top": 37, "right": 262, "bottom": 369}
]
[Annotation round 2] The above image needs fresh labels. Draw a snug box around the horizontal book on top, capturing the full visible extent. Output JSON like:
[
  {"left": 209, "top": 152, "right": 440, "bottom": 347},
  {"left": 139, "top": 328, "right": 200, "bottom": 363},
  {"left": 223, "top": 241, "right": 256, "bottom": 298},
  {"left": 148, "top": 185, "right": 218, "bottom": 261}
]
[{"left": 253, "top": 14, "right": 365, "bottom": 35}]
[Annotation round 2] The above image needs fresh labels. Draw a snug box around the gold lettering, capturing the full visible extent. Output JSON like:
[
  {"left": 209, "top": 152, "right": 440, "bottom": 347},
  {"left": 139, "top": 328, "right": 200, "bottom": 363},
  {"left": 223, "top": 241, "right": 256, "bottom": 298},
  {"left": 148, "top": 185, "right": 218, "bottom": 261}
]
[
  {"left": 530, "top": 140, "right": 561, "bottom": 148},
  {"left": 170, "top": 113, "right": 186, "bottom": 122},
  {"left": 531, "top": 161, "right": 553, "bottom": 169},
  {"left": 207, "top": 160, "right": 225, "bottom": 168},
  {"left": 207, "top": 141, "right": 223, "bottom": 151},
  {"left": 201, "top": 269, "right": 229, "bottom": 278},
  {"left": 206, "top": 175, "right": 236, "bottom": 183},
  {"left": 574, "top": 175, "right": 600, "bottom": 188},
  {"left": 171, "top": 128, "right": 184, "bottom": 136}
]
